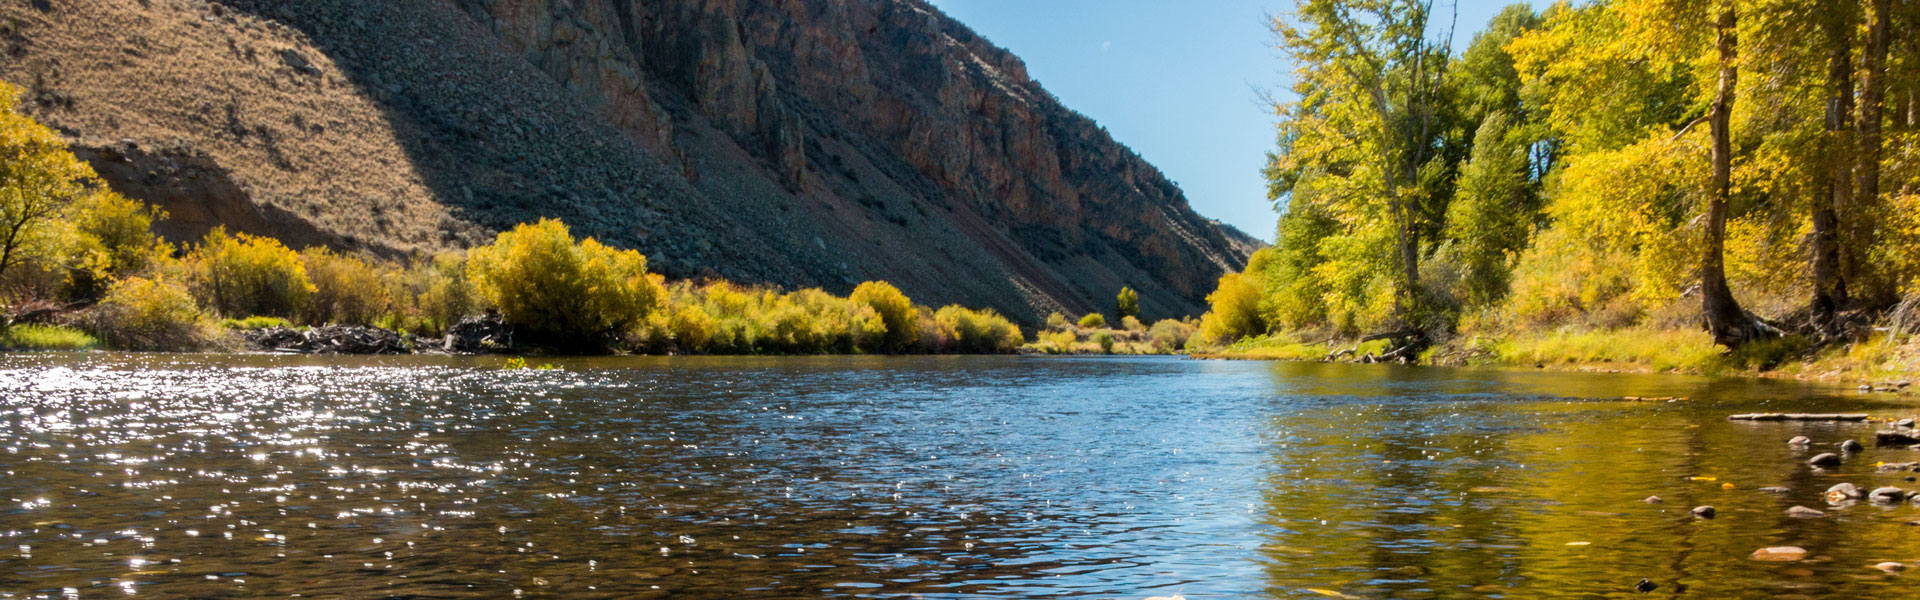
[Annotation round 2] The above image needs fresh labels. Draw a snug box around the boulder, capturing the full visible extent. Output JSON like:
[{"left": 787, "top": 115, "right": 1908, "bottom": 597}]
[
  {"left": 1872, "top": 487, "right": 1908, "bottom": 503},
  {"left": 1877, "top": 431, "right": 1920, "bottom": 446}
]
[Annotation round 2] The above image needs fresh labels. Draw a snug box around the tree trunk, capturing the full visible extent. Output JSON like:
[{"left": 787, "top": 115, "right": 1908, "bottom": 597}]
[
  {"left": 1703, "top": 5, "right": 1767, "bottom": 348},
  {"left": 1851, "top": 0, "right": 1890, "bottom": 303},
  {"left": 1811, "top": 6, "right": 1853, "bottom": 335}
]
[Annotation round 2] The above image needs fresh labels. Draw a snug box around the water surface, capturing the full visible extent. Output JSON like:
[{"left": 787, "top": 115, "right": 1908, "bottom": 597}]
[{"left": 2, "top": 354, "right": 1914, "bottom": 598}]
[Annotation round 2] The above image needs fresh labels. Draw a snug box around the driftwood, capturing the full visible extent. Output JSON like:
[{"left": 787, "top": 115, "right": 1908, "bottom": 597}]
[
  {"left": 248, "top": 325, "right": 411, "bottom": 354},
  {"left": 442, "top": 314, "right": 510, "bottom": 354},
  {"left": 1726, "top": 413, "right": 1870, "bottom": 422}
]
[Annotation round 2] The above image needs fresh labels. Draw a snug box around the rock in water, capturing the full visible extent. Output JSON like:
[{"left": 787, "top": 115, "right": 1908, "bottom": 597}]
[
  {"left": 1751, "top": 546, "right": 1809, "bottom": 562},
  {"left": 1759, "top": 486, "right": 1792, "bottom": 494},
  {"left": 1690, "top": 505, "right": 1716, "bottom": 519},
  {"left": 1644, "top": 496, "right": 1663, "bottom": 504},
  {"left": 1876, "top": 431, "right": 1920, "bottom": 446},
  {"left": 1871, "top": 487, "right": 1907, "bottom": 503},
  {"left": 1877, "top": 562, "right": 1907, "bottom": 572},
  {"left": 1786, "top": 506, "right": 1826, "bottom": 518},
  {"left": 1788, "top": 436, "right": 1812, "bottom": 446},
  {"left": 1810, "top": 453, "right": 1843, "bottom": 467},
  {"left": 1828, "top": 482, "right": 1865, "bottom": 503},
  {"left": 1841, "top": 439, "right": 1865, "bottom": 453},
  {"left": 1634, "top": 578, "right": 1656, "bottom": 593}
]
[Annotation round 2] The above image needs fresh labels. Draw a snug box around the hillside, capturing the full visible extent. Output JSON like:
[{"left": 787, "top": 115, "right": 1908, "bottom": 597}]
[{"left": 0, "top": 0, "right": 1258, "bottom": 322}]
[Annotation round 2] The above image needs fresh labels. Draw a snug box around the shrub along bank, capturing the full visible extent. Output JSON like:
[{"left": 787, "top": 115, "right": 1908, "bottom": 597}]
[{"left": 0, "top": 83, "right": 1027, "bottom": 354}]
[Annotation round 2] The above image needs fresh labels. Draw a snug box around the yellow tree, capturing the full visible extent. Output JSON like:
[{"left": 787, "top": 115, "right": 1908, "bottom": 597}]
[{"left": 0, "top": 82, "right": 98, "bottom": 299}]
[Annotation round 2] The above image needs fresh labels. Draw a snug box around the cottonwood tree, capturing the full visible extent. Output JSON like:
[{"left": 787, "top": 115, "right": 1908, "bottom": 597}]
[
  {"left": 0, "top": 83, "right": 98, "bottom": 306},
  {"left": 1268, "top": 0, "right": 1458, "bottom": 332}
]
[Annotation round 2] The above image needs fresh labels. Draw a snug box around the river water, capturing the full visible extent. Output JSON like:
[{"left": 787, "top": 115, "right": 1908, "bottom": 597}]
[{"left": 1, "top": 353, "right": 1915, "bottom": 598}]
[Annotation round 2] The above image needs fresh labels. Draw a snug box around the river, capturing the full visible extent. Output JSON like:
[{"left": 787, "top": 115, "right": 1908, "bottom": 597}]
[{"left": 1, "top": 353, "right": 1914, "bottom": 598}]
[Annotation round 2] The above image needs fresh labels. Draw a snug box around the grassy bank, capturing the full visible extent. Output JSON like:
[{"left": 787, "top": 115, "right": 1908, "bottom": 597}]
[
  {"left": 1198, "top": 326, "right": 1919, "bottom": 391},
  {"left": 0, "top": 324, "right": 99, "bottom": 351}
]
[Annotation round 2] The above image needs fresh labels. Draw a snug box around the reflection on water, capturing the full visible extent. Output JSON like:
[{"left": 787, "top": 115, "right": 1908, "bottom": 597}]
[{"left": 0, "top": 353, "right": 1910, "bottom": 598}]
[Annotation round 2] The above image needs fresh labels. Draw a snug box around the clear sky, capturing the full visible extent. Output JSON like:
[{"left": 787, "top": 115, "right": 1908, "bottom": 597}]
[{"left": 927, "top": 1, "right": 1535, "bottom": 243}]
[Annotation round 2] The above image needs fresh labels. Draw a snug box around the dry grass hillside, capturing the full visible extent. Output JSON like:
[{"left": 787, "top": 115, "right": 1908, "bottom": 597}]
[{"left": 0, "top": 0, "right": 1258, "bottom": 321}]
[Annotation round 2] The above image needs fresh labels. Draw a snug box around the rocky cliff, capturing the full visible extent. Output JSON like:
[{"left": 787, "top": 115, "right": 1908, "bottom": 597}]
[{"left": 0, "top": 0, "right": 1258, "bottom": 321}]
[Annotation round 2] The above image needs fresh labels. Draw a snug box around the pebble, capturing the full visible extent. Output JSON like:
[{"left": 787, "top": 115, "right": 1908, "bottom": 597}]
[
  {"left": 1841, "top": 439, "right": 1865, "bottom": 453},
  {"left": 1691, "top": 505, "right": 1715, "bottom": 519},
  {"left": 1786, "top": 506, "right": 1827, "bottom": 518},
  {"left": 1644, "top": 496, "right": 1663, "bottom": 504},
  {"left": 1751, "top": 546, "right": 1809, "bottom": 562},
  {"left": 1810, "top": 453, "right": 1843, "bottom": 467},
  {"left": 1788, "top": 436, "right": 1812, "bottom": 446}
]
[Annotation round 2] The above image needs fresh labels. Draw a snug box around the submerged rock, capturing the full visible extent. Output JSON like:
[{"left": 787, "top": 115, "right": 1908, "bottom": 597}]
[
  {"left": 1810, "top": 453, "right": 1843, "bottom": 467},
  {"left": 1760, "top": 486, "right": 1793, "bottom": 494},
  {"left": 1690, "top": 505, "right": 1716, "bottom": 519},
  {"left": 1788, "top": 436, "right": 1812, "bottom": 447},
  {"left": 1751, "top": 546, "right": 1809, "bottom": 562},
  {"left": 1841, "top": 439, "right": 1865, "bottom": 453},
  {"left": 1828, "top": 482, "right": 1865, "bottom": 503},
  {"left": 1876, "top": 431, "right": 1920, "bottom": 446},
  {"left": 1786, "top": 506, "right": 1827, "bottom": 518},
  {"left": 1644, "top": 496, "right": 1663, "bottom": 504},
  {"left": 1634, "top": 578, "right": 1656, "bottom": 593},
  {"left": 1877, "top": 562, "right": 1907, "bottom": 572}
]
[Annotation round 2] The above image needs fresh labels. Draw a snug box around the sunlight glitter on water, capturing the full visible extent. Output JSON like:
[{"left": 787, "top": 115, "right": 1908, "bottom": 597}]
[{"left": 0, "top": 353, "right": 1913, "bottom": 598}]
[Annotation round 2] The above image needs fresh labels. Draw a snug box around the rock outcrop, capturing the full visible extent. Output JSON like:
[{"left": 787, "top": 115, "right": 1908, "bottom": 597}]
[{"left": 0, "top": 0, "right": 1259, "bottom": 321}]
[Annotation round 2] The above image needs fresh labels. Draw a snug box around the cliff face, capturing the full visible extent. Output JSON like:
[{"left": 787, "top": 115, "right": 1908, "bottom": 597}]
[{"left": 0, "top": 0, "right": 1258, "bottom": 321}]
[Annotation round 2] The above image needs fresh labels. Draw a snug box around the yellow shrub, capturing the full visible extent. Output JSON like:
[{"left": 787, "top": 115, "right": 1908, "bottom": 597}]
[
  {"left": 188, "top": 227, "right": 314, "bottom": 318},
  {"left": 413, "top": 251, "right": 477, "bottom": 336},
  {"left": 90, "top": 276, "right": 218, "bottom": 351},
  {"left": 849, "top": 280, "right": 919, "bottom": 351},
  {"left": 1196, "top": 271, "right": 1266, "bottom": 346},
  {"left": 62, "top": 192, "right": 171, "bottom": 301},
  {"left": 466, "top": 219, "right": 663, "bottom": 343},
  {"left": 1147, "top": 319, "right": 1197, "bottom": 351},
  {"left": 1077, "top": 313, "right": 1107, "bottom": 329},
  {"left": 299, "top": 248, "right": 395, "bottom": 326},
  {"left": 933, "top": 305, "right": 1023, "bottom": 353},
  {"left": 668, "top": 305, "right": 717, "bottom": 350},
  {"left": 1037, "top": 329, "right": 1078, "bottom": 353}
]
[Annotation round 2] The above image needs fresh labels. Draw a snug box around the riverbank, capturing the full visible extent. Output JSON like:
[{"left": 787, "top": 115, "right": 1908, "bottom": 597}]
[{"left": 1195, "top": 327, "right": 1920, "bottom": 395}]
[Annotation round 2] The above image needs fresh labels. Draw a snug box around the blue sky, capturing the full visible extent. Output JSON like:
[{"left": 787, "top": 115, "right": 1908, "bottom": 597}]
[{"left": 928, "top": 1, "right": 1535, "bottom": 242}]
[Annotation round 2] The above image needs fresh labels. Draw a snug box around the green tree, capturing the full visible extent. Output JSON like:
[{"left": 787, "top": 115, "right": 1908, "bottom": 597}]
[
  {"left": 1446, "top": 111, "right": 1533, "bottom": 306},
  {"left": 1269, "top": 0, "right": 1462, "bottom": 330},
  {"left": 1115, "top": 286, "right": 1139, "bottom": 319}
]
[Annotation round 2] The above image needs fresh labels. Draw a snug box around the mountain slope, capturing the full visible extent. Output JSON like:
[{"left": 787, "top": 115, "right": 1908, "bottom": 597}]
[{"left": 0, "top": 0, "right": 1258, "bottom": 321}]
